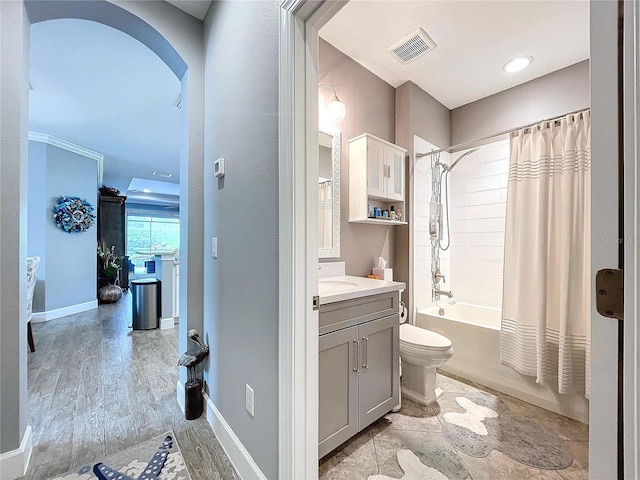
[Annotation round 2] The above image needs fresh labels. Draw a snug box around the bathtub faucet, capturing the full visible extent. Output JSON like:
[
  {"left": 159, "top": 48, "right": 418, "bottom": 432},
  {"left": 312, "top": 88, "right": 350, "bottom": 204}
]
[{"left": 434, "top": 287, "right": 454, "bottom": 299}]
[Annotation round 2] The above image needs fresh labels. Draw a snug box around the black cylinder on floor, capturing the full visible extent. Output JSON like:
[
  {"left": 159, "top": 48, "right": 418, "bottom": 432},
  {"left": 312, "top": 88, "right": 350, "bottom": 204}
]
[{"left": 185, "top": 379, "right": 203, "bottom": 420}]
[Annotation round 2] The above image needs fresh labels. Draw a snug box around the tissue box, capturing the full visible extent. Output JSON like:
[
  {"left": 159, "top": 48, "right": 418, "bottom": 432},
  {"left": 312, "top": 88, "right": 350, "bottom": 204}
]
[{"left": 372, "top": 268, "right": 393, "bottom": 281}]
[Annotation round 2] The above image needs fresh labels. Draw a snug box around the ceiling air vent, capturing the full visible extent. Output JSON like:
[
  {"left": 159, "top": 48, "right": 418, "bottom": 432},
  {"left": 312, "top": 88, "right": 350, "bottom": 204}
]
[{"left": 388, "top": 28, "right": 437, "bottom": 65}]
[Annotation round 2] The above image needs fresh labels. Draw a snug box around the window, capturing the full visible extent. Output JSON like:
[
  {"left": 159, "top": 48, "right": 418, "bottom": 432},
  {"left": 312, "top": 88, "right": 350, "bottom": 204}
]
[{"left": 127, "top": 210, "right": 179, "bottom": 274}]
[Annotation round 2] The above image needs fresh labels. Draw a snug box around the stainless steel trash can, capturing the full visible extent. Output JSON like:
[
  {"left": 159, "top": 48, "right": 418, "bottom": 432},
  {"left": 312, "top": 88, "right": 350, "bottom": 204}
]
[{"left": 131, "top": 278, "right": 160, "bottom": 329}]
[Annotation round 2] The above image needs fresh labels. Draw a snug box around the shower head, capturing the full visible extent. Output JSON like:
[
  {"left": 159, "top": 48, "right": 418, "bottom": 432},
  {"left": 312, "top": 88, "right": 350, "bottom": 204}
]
[{"left": 446, "top": 147, "right": 480, "bottom": 171}]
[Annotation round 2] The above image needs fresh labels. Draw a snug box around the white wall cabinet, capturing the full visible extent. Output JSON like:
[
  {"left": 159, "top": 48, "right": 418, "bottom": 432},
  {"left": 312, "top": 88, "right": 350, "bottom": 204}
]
[{"left": 349, "top": 133, "right": 407, "bottom": 224}]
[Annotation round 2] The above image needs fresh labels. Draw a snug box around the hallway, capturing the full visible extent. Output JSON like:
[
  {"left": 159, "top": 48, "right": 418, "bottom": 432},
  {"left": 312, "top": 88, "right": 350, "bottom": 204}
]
[{"left": 21, "top": 293, "right": 237, "bottom": 480}]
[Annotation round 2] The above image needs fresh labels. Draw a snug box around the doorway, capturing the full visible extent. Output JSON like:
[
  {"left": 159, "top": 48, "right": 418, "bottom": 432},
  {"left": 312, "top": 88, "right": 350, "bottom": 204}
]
[{"left": 280, "top": 0, "right": 634, "bottom": 478}]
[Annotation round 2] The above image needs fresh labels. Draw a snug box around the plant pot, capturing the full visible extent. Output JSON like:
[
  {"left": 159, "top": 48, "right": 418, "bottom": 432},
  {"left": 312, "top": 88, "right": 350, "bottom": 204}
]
[{"left": 99, "top": 284, "right": 123, "bottom": 304}]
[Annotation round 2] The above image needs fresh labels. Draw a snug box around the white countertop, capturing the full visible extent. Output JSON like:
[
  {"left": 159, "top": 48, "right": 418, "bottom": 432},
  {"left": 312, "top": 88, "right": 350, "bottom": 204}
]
[{"left": 319, "top": 275, "right": 405, "bottom": 305}]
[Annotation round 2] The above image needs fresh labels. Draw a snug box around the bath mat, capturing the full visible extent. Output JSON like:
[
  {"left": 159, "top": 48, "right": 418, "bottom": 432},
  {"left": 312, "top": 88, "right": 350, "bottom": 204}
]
[
  {"left": 368, "top": 429, "right": 469, "bottom": 480},
  {"left": 369, "top": 449, "right": 448, "bottom": 480},
  {"left": 440, "top": 391, "right": 573, "bottom": 470},
  {"left": 49, "top": 431, "right": 191, "bottom": 480}
]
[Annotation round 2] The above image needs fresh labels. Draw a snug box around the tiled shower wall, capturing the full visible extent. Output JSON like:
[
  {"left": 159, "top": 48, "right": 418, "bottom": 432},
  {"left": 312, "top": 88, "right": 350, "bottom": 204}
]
[
  {"left": 448, "top": 139, "right": 509, "bottom": 309},
  {"left": 412, "top": 136, "right": 508, "bottom": 313},
  {"left": 413, "top": 136, "right": 450, "bottom": 313}
]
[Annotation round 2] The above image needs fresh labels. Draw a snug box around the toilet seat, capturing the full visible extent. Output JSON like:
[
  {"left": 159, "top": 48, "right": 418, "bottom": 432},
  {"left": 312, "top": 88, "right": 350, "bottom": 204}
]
[{"left": 400, "top": 324, "right": 452, "bottom": 351}]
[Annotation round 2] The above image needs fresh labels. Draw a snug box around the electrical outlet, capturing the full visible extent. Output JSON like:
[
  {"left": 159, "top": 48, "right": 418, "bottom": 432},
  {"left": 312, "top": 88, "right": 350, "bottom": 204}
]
[{"left": 245, "top": 384, "right": 255, "bottom": 417}]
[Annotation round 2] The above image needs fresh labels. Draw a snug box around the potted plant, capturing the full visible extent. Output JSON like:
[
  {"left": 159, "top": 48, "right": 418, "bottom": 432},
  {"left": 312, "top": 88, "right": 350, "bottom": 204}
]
[{"left": 97, "top": 242, "right": 123, "bottom": 303}]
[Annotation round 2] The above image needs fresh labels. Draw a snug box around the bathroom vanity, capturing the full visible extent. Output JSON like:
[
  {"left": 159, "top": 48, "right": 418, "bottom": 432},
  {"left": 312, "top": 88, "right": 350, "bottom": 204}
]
[{"left": 318, "top": 275, "right": 404, "bottom": 458}]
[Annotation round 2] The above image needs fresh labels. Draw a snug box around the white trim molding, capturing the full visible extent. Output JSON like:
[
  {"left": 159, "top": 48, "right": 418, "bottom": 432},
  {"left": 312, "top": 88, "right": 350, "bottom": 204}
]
[
  {"left": 278, "top": 2, "right": 349, "bottom": 478},
  {"left": 203, "top": 391, "right": 266, "bottom": 480},
  {"left": 176, "top": 380, "right": 186, "bottom": 414},
  {"left": 0, "top": 425, "right": 33, "bottom": 480},
  {"left": 28, "top": 131, "right": 104, "bottom": 185},
  {"left": 31, "top": 299, "right": 98, "bottom": 322},
  {"left": 160, "top": 317, "right": 175, "bottom": 330},
  {"left": 624, "top": 0, "right": 640, "bottom": 476}
]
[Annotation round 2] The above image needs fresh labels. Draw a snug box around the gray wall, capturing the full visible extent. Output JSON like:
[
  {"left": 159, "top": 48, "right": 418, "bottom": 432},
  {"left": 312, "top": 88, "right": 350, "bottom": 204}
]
[
  {"left": 0, "top": 0, "right": 29, "bottom": 455},
  {"left": 319, "top": 39, "right": 397, "bottom": 276},
  {"left": 27, "top": 141, "right": 98, "bottom": 311},
  {"left": 451, "top": 60, "right": 590, "bottom": 145},
  {"left": 394, "top": 81, "right": 451, "bottom": 312},
  {"left": 27, "top": 141, "right": 47, "bottom": 312},
  {"left": 203, "top": 2, "right": 280, "bottom": 477}
]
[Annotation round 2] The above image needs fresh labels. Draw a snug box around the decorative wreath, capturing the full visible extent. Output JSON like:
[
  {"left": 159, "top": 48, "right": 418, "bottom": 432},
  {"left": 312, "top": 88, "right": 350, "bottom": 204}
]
[{"left": 52, "top": 196, "right": 96, "bottom": 233}]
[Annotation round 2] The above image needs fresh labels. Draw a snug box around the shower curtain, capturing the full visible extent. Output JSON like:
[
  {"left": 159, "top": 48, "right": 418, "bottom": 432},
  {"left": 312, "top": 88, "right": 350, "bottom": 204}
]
[
  {"left": 500, "top": 110, "right": 591, "bottom": 396},
  {"left": 319, "top": 181, "right": 333, "bottom": 248}
]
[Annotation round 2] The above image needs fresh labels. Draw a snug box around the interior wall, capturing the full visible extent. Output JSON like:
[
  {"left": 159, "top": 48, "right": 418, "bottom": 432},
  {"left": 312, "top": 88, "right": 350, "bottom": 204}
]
[
  {"left": 0, "top": 0, "right": 29, "bottom": 455},
  {"left": 319, "top": 39, "right": 396, "bottom": 276},
  {"left": 203, "top": 2, "right": 280, "bottom": 477},
  {"left": 28, "top": 140, "right": 98, "bottom": 312},
  {"left": 451, "top": 60, "right": 590, "bottom": 145},
  {"left": 27, "top": 141, "right": 47, "bottom": 312},
  {"left": 395, "top": 81, "right": 451, "bottom": 318}
]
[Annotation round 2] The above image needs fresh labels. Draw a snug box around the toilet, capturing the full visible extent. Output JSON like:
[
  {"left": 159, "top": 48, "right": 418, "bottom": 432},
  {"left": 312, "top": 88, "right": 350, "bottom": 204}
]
[{"left": 399, "top": 323, "right": 454, "bottom": 405}]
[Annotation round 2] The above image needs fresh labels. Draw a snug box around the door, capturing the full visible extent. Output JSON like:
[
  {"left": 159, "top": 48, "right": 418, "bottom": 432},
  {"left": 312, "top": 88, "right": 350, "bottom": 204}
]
[
  {"left": 367, "top": 137, "right": 386, "bottom": 198},
  {"left": 318, "top": 325, "right": 359, "bottom": 458},
  {"left": 590, "top": 1, "right": 638, "bottom": 478},
  {"left": 386, "top": 147, "right": 405, "bottom": 202},
  {"left": 357, "top": 314, "right": 399, "bottom": 430}
]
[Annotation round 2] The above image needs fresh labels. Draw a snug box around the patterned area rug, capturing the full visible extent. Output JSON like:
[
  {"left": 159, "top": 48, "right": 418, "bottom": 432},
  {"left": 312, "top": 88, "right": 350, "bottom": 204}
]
[
  {"left": 49, "top": 432, "right": 191, "bottom": 480},
  {"left": 441, "top": 391, "right": 573, "bottom": 469}
]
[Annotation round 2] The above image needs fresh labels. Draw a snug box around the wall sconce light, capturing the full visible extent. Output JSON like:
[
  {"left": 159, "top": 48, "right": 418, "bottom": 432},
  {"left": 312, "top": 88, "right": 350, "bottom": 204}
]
[{"left": 319, "top": 84, "right": 346, "bottom": 124}]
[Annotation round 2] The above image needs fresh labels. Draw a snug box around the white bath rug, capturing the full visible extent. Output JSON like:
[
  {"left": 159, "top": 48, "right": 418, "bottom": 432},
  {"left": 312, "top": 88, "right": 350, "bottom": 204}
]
[
  {"left": 443, "top": 397, "right": 498, "bottom": 436},
  {"left": 368, "top": 449, "right": 448, "bottom": 480}
]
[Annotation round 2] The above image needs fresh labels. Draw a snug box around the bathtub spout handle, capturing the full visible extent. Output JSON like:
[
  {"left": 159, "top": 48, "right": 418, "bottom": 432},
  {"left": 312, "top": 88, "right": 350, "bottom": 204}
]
[{"left": 432, "top": 268, "right": 446, "bottom": 285}]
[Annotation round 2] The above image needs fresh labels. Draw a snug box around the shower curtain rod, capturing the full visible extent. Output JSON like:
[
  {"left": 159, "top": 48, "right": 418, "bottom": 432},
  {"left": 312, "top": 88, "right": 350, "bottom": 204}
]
[{"left": 415, "top": 107, "right": 590, "bottom": 160}]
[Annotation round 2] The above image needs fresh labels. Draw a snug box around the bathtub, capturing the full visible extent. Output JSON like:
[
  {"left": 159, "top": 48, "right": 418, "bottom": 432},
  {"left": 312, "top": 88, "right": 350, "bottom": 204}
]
[{"left": 416, "top": 302, "right": 589, "bottom": 423}]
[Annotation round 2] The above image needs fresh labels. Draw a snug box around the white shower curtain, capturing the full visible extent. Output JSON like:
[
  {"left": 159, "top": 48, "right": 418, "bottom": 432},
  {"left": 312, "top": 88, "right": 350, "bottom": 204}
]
[{"left": 500, "top": 110, "right": 591, "bottom": 396}]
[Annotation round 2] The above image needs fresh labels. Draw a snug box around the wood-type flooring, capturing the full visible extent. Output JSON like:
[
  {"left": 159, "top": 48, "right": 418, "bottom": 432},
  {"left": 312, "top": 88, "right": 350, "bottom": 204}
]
[{"left": 20, "top": 292, "right": 237, "bottom": 480}]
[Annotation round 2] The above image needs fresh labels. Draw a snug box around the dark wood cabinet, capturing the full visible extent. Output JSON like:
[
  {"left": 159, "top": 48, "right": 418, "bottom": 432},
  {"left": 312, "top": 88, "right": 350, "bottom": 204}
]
[{"left": 97, "top": 195, "right": 129, "bottom": 290}]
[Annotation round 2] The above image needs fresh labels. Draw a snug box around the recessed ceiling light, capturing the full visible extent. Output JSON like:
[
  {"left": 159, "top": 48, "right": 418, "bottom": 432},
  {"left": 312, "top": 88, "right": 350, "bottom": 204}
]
[
  {"left": 143, "top": 188, "right": 151, "bottom": 193},
  {"left": 502, "top": 55, "right": 533, "bottom": 73}
]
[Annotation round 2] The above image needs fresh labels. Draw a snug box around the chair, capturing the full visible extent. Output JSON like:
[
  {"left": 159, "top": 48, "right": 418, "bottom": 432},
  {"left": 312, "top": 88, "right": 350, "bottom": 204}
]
[{"left": 27, "top": 256, "right": 40, "bottom": 352}]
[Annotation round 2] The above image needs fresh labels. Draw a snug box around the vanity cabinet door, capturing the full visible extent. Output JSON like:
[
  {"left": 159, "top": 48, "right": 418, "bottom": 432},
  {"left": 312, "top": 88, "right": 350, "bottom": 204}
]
[
  {"left": 357, "top": 314, "right": 399, "bottom": 430},
  {"left": 319, "top": 325, "right": 359, "bottom": 458}
]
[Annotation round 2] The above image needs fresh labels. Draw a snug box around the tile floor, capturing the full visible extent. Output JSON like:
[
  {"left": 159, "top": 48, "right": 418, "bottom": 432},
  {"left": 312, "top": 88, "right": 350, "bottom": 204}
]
[{"left": 319, "top": 372, "right": 588, "bottom": 480}]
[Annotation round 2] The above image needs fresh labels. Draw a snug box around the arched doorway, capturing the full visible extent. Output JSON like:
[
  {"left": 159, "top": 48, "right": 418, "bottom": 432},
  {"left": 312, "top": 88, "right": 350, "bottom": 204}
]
[{"left": 0, "top": 2, "right": 204, "bottom": 476}]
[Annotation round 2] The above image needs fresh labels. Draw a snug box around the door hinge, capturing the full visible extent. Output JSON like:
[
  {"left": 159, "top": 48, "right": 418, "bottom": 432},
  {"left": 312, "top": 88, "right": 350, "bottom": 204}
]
[
  {"left": 312, "top": 295, "right": 319, "bottom": 311},
  {"left": 596, "top": 268, "right": 624, "bottom": 320}
]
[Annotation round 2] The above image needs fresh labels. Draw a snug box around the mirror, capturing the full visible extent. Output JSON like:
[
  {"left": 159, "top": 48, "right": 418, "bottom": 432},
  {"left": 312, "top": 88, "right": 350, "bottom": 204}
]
[{"left": 318, "top": 129, "right": 341, "bottom": 258}]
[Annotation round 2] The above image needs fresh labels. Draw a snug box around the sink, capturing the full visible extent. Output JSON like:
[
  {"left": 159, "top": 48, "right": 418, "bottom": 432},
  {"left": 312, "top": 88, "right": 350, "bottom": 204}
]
[
  {"left": 319, "top": 279, "right": 359, "bottom": 287},
  {"left": 318, "top": 278, "right": 361, "bottom": 296}
]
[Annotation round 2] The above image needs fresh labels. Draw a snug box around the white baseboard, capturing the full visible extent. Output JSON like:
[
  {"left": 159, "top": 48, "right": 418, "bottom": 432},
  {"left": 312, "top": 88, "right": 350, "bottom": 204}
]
[
  {"left": 175, "top": 381, "right": 266, "bottom": 479},
  {"left": 203, "top": 391, "right": 267, "bottom": 480},
  {"left": 31, "top": 300, "right": 98, "bottom": 322},
  {"left": 176, "top": 380, "right": 186, "bottom": 414},
  {"left": 0, "top": 425, "right": 33, "bottom": 479},
  {"left": 160, "top": 317, "right": 175, "bottom": 330}
]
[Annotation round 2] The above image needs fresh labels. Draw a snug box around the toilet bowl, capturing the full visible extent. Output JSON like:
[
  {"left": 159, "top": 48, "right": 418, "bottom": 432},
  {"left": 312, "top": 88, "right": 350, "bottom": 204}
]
[{"left": 399, "top": 323, "right": 453, "bottom": 405}]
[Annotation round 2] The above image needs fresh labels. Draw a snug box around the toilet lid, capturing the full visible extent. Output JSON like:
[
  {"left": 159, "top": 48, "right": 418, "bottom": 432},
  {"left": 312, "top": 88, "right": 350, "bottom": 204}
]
[{"left": 400, "top": 324, "right": 452, "bottom": 350}]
